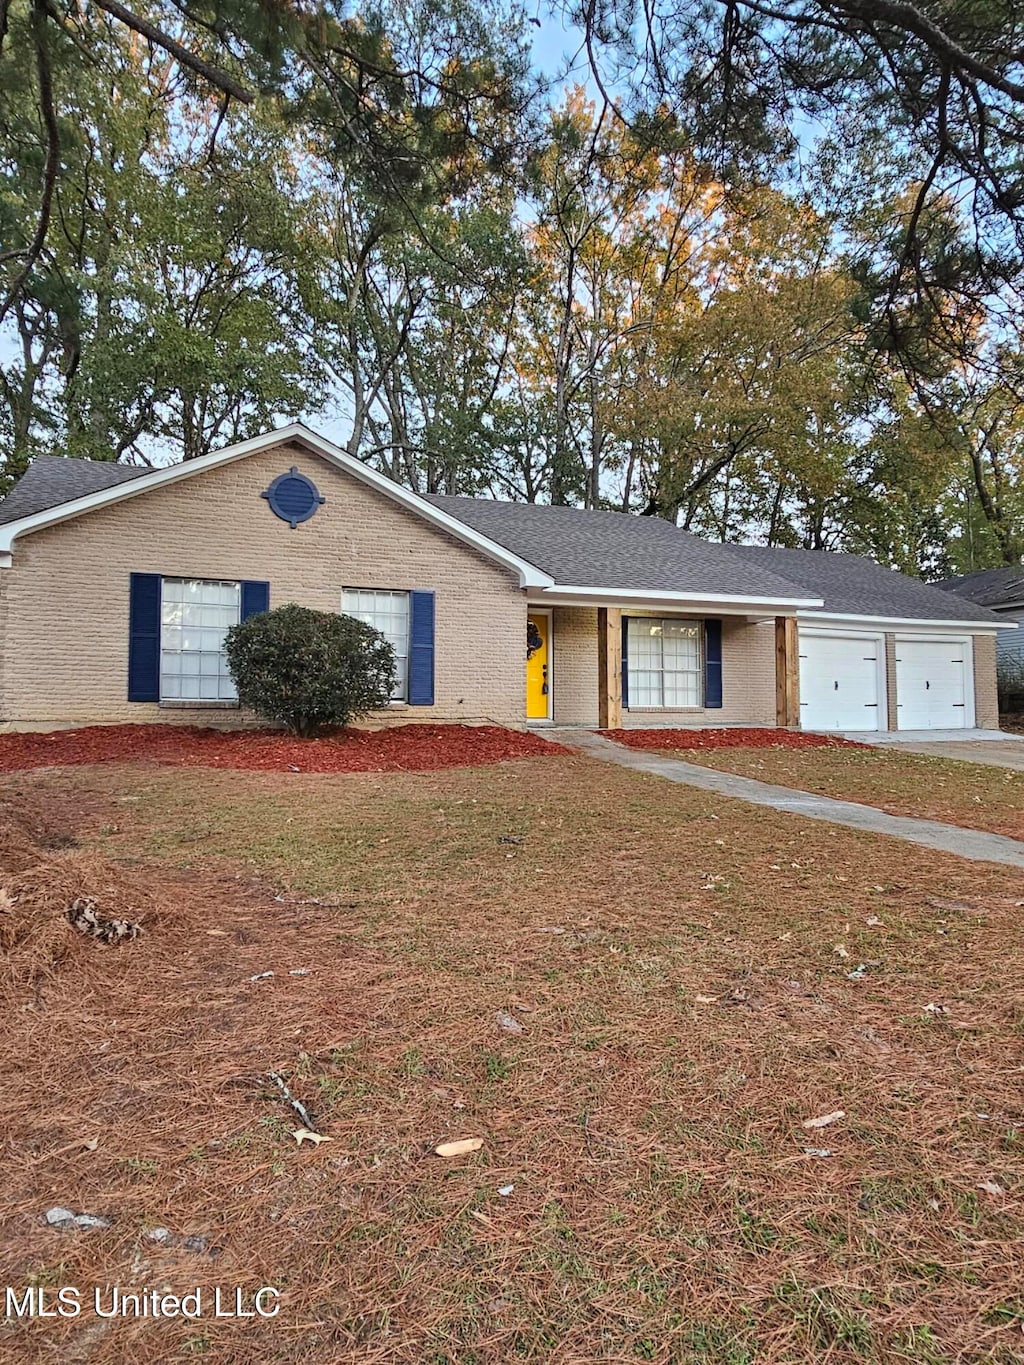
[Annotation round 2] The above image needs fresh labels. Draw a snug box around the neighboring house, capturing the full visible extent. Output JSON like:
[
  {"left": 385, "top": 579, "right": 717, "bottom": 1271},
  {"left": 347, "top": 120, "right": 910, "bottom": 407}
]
[
  {"left": 936, "top": 567, "right": 1024, "bottom": 675},
  {"left": 0, "top": 424, "right": 1010, "bottom": 733}
]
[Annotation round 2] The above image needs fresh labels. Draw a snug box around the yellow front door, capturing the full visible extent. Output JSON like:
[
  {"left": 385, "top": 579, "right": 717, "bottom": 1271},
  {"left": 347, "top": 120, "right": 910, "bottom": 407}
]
[{"left": 526, "top": 613, "right": 550, "bottom": 719}]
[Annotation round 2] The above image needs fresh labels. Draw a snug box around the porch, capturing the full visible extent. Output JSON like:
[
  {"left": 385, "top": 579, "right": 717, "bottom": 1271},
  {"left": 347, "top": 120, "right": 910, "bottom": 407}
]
[{"left": 526, "top": 605, "right": 800, "bottom": 730}]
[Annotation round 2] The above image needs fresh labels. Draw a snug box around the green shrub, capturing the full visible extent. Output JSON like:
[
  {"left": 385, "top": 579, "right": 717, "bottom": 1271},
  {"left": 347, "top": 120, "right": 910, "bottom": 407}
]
[{"left": 224, "top": 603, "right": 395, "bottom": 736}]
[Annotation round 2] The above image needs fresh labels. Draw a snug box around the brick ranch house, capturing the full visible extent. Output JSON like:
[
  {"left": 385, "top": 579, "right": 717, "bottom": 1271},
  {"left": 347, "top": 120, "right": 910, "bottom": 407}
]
[{"left": 0, "top": 424, "right": 1012, "bottom": 734}]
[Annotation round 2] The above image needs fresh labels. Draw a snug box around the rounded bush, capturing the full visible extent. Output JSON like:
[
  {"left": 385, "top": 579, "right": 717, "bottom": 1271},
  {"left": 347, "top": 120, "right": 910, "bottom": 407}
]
[{"left": 224, "top": 603, "right": 396, "bottom": 737}]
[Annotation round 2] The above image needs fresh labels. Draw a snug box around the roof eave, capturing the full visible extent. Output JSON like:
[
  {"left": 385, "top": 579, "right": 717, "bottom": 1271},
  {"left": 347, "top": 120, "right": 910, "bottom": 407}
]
[
  {"left": 534, "top": 585, "right": 824, "bottom": 614},
  {"left": 797, "top": 609, "right": 1014, "bottom": 632},
  {"left": 0, "top": 424, "right": 554, "bottom": 590}
]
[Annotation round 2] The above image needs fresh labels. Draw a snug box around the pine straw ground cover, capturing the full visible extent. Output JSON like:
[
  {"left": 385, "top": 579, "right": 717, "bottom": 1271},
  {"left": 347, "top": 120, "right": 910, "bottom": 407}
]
[
  {"left": 629, "top": 739, "right": 1024, "bottom": 843},
  {"left": 1, "top": 758, "right": 1023, "bottom": 1364},
  {"left": 0, "top": 723, "right": 554, "bottom": 775}
]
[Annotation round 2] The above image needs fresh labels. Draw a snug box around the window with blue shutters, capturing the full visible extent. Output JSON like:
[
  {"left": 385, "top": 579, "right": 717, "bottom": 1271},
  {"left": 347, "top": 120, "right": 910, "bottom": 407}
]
[
  {"left": 160, "top": 578, "right": 241, "bottom": 701},
  {"left": 342, "top": 589, "right": 411, "bottom": 700},
  {"left": 625, "top": 618, "right": 702, "bottom": 707},
  {"left": 340, "top": 588, "right": 435, "bottom": 705},
  {"left": 128, "top": 575, "right": 269, "bottom": 703}
]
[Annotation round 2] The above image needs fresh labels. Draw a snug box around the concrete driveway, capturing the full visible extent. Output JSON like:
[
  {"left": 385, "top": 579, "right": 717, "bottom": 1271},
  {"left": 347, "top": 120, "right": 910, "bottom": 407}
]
[{"left": 858, "top": 729, "right": 1024, "bottom": 772}]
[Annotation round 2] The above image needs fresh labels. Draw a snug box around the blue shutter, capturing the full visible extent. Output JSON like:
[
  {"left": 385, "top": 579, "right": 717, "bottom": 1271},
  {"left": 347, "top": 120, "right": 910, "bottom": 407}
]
[
  {"left": 704, "top": 619, "right": 723, "bottom": 709},
  {"left": 408, "top": 591, "right": 435, "bottom": 705},
  {"left": 241, "top": 580, "right": 270, "bottom": 619},
  {"left": 128, "top": 573, "right": 161, "bottom": 702},
  {"left": 621, "top": 615, "right": 630, "bottom": 709}
]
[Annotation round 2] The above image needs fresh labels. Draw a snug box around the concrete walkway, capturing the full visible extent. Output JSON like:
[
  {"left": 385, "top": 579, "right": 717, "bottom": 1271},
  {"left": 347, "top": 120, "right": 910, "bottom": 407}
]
[{"left": 548, "top": 730, "right": 1024, "bottom": 870}]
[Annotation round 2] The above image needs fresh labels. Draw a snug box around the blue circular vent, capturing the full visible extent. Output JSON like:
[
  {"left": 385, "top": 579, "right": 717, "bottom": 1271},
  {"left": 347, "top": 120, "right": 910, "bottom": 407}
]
[{"left": 261, "top": 467, "right": 325, "bottom": 528}]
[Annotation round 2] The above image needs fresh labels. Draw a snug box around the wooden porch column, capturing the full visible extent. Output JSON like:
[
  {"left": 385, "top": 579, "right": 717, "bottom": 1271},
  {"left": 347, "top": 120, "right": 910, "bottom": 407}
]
[
  {"left": 775, "top": 616, "right": 800, "bottom": 727},
  {"left": 597, "top": 607, "right": 623, "bottom": 730}
]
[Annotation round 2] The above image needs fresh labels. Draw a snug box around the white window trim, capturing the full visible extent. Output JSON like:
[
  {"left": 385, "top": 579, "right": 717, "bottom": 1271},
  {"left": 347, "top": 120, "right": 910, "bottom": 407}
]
[
  {"left": 625, "top": 616, "right": 704, "bottom": 711},
  {"left": 159, "top": 577, "right": 241, "bottom": 706},
  {"left": 341, "top": 588, "right": 411, "bottom": 704}
]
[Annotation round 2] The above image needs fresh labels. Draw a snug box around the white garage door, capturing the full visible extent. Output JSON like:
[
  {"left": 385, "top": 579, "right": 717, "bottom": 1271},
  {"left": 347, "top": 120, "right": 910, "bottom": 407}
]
[
  {"left": 799, "top": 632, "right": 884, "bottom": 732},
  {"left": 895, "top": 637, "right": 972, "bottom": 729}
]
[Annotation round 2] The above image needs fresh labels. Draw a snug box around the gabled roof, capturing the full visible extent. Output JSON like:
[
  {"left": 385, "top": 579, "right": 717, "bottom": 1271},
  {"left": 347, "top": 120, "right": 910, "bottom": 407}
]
[
  {"left": 0, "top": 455, "right": 147, "bottom": 525},
  {"left": 0, "top": 426, "right": 554, "bottom": 590},
  {"left": 936, "top": 565, "right": 1024, "bottom": 611},
  {"left": 0, "top": 429, "right": 1007, "bottom": 626},
  {"left": 424, "top": 495, "right": 818, "bottom": 604},
  {"left": 732, "top": 545, "right": 1005, "bottom": 625}
]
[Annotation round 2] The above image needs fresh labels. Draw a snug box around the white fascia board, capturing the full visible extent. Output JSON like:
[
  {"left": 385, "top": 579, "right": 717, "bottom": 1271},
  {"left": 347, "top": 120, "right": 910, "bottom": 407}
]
[
  {"left": 797, "top": 609, "right": 1013, "bottom": 634},
  {"left": 536, "top": 585, "right": 823, "bottom": 614},
  {"left": 0, "top": 423, "right": 554, "bottom": 590}
]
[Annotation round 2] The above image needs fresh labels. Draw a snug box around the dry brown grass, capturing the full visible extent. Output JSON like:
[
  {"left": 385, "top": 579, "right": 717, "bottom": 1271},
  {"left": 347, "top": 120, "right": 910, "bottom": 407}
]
[
  {"left": 1, "top": 757, "right": 1023, "bottom": 1364},
  {"left": 649, "top": 744, "right": 1024, "bottom": 841}
]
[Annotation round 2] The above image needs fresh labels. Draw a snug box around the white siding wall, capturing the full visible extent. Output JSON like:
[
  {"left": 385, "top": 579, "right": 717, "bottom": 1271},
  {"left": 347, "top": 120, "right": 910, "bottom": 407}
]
[{"left": 996, "top": 608, "right": 1024, "bottom": 669}]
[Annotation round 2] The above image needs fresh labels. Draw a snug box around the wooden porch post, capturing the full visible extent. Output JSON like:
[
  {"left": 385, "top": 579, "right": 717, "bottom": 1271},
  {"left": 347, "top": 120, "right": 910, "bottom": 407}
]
[
  {"left": 775, "top": 616, "right": 800, "bottom": 727},
  {"left": 598, "top": 607, "right": 622, "bottom": 730}
]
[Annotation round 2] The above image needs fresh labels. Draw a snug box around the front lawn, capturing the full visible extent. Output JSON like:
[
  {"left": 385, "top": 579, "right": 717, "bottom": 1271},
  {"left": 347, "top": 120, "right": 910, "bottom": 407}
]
[
  {"left": 639, "top": 741, "right": 1024, "bottom": 842},
  {"left": 1, "top": 754, "right": 1023, "bottom": 1363}
]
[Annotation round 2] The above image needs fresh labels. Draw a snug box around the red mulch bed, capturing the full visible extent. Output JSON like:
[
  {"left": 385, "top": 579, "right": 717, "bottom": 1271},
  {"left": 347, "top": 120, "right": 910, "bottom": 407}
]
[
  {"left": 0, "top": 723, "right": 555, "bottom": 774},
  {"left": 603, "top": 726, "right": 867, "bottom": 750}
]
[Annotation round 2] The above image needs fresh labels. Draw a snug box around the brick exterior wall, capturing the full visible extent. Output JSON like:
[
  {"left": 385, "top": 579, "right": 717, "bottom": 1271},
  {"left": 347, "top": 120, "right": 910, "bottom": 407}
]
[
  {"left": 972, "top": 633, "right": 1000, "bottom": 729},
  {"left": 550, "top": 606, "right": 600, "bottom": 724},
  {"left": 550, "top": 608, "right": 778, "bottom": 727},
  {"left": 0, "top": 443, "right": 527, "bottom": 729}
]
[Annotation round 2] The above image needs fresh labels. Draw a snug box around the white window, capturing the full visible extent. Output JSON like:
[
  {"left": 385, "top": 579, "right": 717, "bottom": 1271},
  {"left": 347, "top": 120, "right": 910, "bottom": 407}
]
[
  {"left": 627, "top": 619, "right": 702, "bottom": 708},
  {"left": 160, "top": 578, "right": 241, "bottom": 702},
  {"left": 342, "top": 589, "right": 409, "bottom": 701}
]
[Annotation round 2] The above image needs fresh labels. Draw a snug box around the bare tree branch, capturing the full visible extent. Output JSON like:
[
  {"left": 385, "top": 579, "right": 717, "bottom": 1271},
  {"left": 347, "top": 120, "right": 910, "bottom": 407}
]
[{"left": 90, "top": 0, "right": 253, "bottom": 103}]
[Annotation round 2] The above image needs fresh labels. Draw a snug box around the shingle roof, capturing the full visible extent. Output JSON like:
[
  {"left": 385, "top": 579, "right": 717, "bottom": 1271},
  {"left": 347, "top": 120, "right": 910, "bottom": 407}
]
[
  {"left": 0, "top": 455, "right": 148, "bottom": 525},
  {"left": 731, "top": 545, "right": 1004, "bottom": 624},
  {"left": 423, "top": 496, "right": 817, "bottom": 601},
  {"left": 0, "top": 455, "right": 1005, "bottom": 625},
  {"left": 936, "top": 565, "right": 1024, "bottom": 611}
]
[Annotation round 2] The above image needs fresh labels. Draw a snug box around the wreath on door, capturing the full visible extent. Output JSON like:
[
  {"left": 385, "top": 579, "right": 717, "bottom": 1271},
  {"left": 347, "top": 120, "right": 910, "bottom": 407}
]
[{"left": 526, "top": 620, "right": 543, "bottom": 659}]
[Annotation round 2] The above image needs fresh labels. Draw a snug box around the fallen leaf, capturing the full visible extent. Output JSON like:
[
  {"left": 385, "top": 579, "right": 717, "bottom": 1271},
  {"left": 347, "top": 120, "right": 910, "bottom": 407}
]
[
  {"left": 803, "top": 1147, "right": 833, "bottom": 1159},
  {"left": 495, "top": 1011, "right": 524, "bottom": 1034},
  {"left": 865, "top": 915, "right": 883, "bottom": 927},
  {"left": 434, "top": 1138, "right": 484, "bottom": 1158},
  {"left": 802, "top": 1109, "right": 846, "bottom": 1130},
  {"left": 834, "top": 945, "right": 849, "bottom": 959},
  {"left": 922, "top": 1002, "right": 949, "bottom": 1015},
  {"left": 694, "top": 994, "right": 718, "bottom": 1005},
  {"left": 497, "top": 1184, "right": 515, "bottom": 1197},
  {"left": 978, "top": 1179, "right": 1006, "bottom": 1196},
  {"left": 291, "top": 1128, "right": 332, "bottom": 1147}
]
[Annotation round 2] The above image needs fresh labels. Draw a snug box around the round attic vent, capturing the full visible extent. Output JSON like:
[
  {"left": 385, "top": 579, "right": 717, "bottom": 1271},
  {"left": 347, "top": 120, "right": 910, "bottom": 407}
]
[{"left": 261, "top": 467, "right": 325, "bottom": 528}]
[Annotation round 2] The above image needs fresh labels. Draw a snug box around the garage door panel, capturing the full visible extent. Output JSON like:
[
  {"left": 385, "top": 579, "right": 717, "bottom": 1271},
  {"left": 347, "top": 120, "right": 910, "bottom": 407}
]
[
  {"left": 895, "top": 638, "right": 971, "bottom": 729},
  {"left": 799, "top": 633, "right": 883, "bottom": 732}
]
